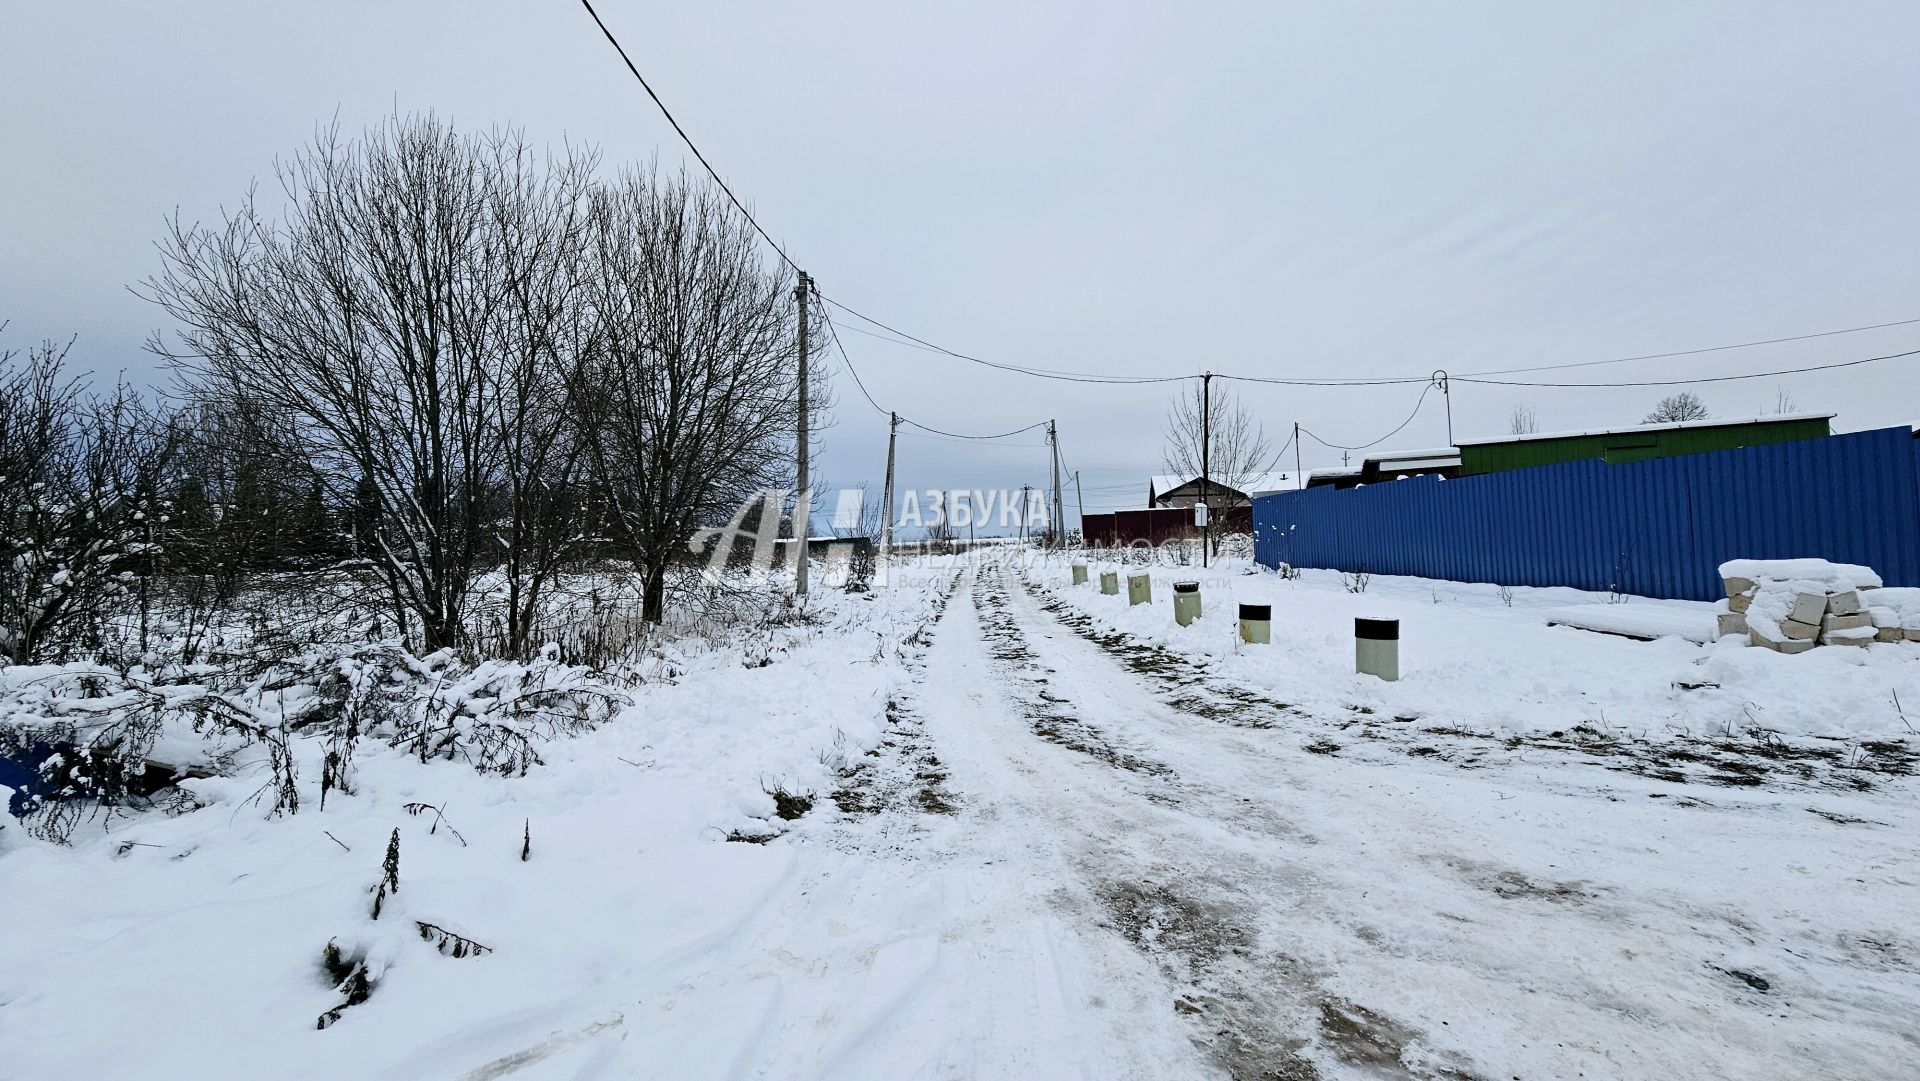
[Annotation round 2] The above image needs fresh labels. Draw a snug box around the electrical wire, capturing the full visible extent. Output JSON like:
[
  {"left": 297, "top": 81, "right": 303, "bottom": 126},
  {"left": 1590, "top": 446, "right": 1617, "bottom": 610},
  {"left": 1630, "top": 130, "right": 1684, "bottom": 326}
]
[
  {"left": 817, "top": 300, "right": 1056, "bottom": 441},
  {"left": 576, "top": 6, "right": 1919, "bottom": 412},
  {"left": 816, "top": 300, "right": 888, "bottom": 417},
  {"left": 577, "top": 0, "right": 796, "bottom": 270},
  {"left": 902, "top": 417, "right": 1051, "bottom": 441},
  {"left": 1459, "top": 316, "right": 1920, "bottom": 377},
  {"left": 820, "top": 295, "right": 1196, "bottom": 385},
  {"left": 1215, "top": 372, "right": 1430, "bottom": 387},
  {"left": 1454, "top": 347, "right": 1920, "bottom": 388},
  {"left": 1299, "top": 383, "right": 1434, "bottom": 451}
]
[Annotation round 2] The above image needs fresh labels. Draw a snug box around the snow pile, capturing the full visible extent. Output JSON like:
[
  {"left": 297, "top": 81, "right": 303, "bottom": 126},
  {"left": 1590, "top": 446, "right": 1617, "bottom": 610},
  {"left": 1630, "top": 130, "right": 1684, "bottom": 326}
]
[
  {"left": 0, "top": 571, "right": 967, "bottom": 1079},
  {"left": 1716, "top": 559, "right": 1898, "bottom": 654},
  {"left": 1861, "top": 586, "right": 1920, "bottom": 643},
  {"left": 1716, "top": 558, "right": 1883, "bottom": 591},
  {"left": 1043, "top": 554, "right": 1920, "bottom": 740}
]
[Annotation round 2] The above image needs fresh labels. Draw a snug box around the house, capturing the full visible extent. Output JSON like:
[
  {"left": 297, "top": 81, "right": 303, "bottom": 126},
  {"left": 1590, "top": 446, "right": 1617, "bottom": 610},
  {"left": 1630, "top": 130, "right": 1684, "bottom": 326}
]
[
  {"left": 1147, "top": 472, "right": 1292, "bottom": 509},
  {"left": 1454, "top": 413, "right": 1833, "bottom": 476},
  {"left": 1303, "top": 447, "right": 1461, "bottom": 490}
]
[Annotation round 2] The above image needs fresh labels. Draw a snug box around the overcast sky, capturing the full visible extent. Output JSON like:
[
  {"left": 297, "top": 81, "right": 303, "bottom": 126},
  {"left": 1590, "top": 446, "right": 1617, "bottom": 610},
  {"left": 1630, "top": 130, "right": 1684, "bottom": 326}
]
[{"left": 5, "top": 1, "right": 1918, "bottom": 529}]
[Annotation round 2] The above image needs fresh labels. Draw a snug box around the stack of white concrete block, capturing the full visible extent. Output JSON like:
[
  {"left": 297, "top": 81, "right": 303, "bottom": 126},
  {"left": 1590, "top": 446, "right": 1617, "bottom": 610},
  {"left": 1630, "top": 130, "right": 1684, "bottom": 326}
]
[
  {"left": 1862, "top": 586, "right": 1920, "bottom": 644},
  {"left": 1715, "top": 558, "right": 1888, "bottom": 654}
]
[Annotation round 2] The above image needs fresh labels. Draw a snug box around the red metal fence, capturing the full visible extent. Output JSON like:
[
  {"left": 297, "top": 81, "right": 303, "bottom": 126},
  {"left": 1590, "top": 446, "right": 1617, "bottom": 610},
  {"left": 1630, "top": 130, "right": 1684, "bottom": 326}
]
[{"left": 1081, "top": 506, "right": 1252, "bottom": 548}]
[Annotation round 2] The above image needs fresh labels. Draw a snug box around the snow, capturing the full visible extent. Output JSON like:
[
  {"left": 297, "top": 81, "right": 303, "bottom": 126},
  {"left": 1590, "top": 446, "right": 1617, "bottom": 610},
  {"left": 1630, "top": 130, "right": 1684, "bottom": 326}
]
[
  {"left": 1540, "top": 603, "right": 1714, "bottom": 643},
  {"left": 1455, "top": 411, "right": 1835, "bottom": 446},
  {"left": 4, "top": 553, "right": 1918, "bottom": 1079},
  {"left": 1719, "top": 558, "right": 1883, "bottom": 590},
  {"left": 1046, "top": 556, "right": 1919, "bottom": 741},
  {"left": 1863, "top": 587, "right": 1920, "bottom": 630}
]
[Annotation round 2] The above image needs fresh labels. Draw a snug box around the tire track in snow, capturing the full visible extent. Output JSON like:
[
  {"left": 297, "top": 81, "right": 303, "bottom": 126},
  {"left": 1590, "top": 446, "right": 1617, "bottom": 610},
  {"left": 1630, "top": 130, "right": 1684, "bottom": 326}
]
[
  {"left": 1026, "top": 574, "right": 1916, "bottom": 794},
  {"left": 959, "top": 562, "right": 1486, "bottom": 1081},
  {"left": 1000, "top": 565, "right": 1920, "bottom": 1080},
  {"left": 831, "top": 568, "right": 965, "bottom": 828},
  {"left": 970, "top": 571, "right": 1177, "bottom": 781}
]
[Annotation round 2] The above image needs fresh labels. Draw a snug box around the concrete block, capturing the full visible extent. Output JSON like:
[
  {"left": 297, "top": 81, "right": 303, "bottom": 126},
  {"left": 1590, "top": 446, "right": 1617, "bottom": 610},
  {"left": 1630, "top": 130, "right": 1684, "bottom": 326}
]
[
  {"left": 1877, "top": 626, "right": 1904, "bottom": 642},
  {"left": 1781, "top": 618, "right": 1819, "bottom": 641},
  {"left": 1823, "top": 633, "right": 1871, "bottom": 647},
  {"left": 1789, "top": 592, "right": 1828, "bottom": 625},
  {"left": 1751, "top": 630, "right": 1816, "bottom": 655},
  {"left": 1727, "top": 593, "right": 1752, "bottom": 614},
  {"left": 1822, "top": 611, "right": 1873, "bottom": 633},
  {"left": 1716, "top": 612, "right": 1748, "bottom": 637},
  {"left": 1826, "top": 589, "right": 1863, "bottom": 616},
  {"left": 1723, "top": 576, "right": 1755, "bottom": 598},
  {"left": 1908, "top": 627, "right": 1920, "bottom": 642}
]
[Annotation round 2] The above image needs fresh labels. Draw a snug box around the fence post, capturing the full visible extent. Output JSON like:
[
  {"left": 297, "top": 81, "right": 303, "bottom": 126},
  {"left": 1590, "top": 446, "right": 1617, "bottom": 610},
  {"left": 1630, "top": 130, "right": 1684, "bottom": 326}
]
[{"left": 1355, "top": 617, "right": 1399, "bottom": 680}]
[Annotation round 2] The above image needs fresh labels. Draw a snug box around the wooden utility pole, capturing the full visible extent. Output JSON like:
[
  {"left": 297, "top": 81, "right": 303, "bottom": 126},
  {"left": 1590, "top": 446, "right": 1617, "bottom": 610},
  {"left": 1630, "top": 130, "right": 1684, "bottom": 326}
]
[
  {"left": 1200, "top": 372, "right": 1212, "bottom": 568},
  {"left": 1073, "top": 470, "right": 1085, "bottom": 541},
  {"left": 1294, "top": 421, "right": 1303, "bottom": 490},
  {"left": 795, "top": 270, "right": 811, "bottom": 595},
  {"left": 1019, "top": 484, "right": 1033, "bottom": 545},
  {"left": 881, "top": 411, "right": 898, "bottom": 568},
  {"left": 1048, "top": 420, "right": 1064, "bottom": 550}
]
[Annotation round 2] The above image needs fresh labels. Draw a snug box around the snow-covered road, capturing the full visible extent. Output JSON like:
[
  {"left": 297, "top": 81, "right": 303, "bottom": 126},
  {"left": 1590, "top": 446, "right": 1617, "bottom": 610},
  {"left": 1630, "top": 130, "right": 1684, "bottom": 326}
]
[
  {"left": 6, "top": 556, "right": 1916, "bottom": 1080},
  {"left": 906, "top": 560, "right": 1919, "bottom": 1079}
]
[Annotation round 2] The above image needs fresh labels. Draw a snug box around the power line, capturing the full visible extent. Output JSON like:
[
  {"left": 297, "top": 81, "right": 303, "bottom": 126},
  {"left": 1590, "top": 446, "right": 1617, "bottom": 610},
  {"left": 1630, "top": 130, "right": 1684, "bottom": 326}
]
[
  {"left": 1460, "top": 316, "right": 1920, "bottom": 377},
  {"left": 821, "top": 295, "right": 1195, "bottom": 385},
  {"left": 902, "top": 417, "right": 1051, "bottom": 441},
  {"left": 1216, "top": 372, "right": 1429, "bottom": 387},
  {"left": 576, "top": 6, "right": 1918, "bottom": 411},
  {"left": 899, "top": 433, "right": 1052, "bottom": 448},
  {"left": 577, "top": 0, "right": 795, "bottom": 270},
  {"left": 1455, "top": 347, "right": 1920, "bottom": 388},
  {"left": 816, "top": 300, "right": 888, "bottom": 417},
  {"left": 817, "top": 300, "right": 1056, "bottom": 442},
  {"left": 1299, "top": 383, "right": 1435, "bottom": 451}
]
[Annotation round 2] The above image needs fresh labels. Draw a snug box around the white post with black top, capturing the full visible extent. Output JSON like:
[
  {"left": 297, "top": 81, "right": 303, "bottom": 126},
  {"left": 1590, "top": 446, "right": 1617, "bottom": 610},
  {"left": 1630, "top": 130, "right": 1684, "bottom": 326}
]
[
  {"left": 1355, "top": 617, "right": 1399, "bottom": 681},
  {"left": 1239, "top": 603, "right": 1271, "bottom": 644},
  {"left": 1173, "top": 580, "right": 1201, "bottom": 626}
]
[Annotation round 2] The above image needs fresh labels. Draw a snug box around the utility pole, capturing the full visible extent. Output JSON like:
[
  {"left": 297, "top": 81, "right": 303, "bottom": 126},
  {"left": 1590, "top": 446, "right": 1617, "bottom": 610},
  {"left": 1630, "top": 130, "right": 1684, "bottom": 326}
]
[
  {"left": 1295, "top": 421, "right": 1303, "bottom": 490},
  {"left": 1048, "top": 420, "right": 1064, "bottom": 550},
  {"left": 1019, "top": 484, "right": 1033, "bottom": 546},
  {"left": 1432, "top": 370, "right": 1453, "bottom": 447},
  {"left": 794, "top": 270, "right": 811, "bottom": 595},
  {"left": 1073, "top": 470, "right": 1085, "bottom": 543},
  {"left": 1200, "top": 372, "right": 1212, "bottom": 568},
  {"left": 881, "top": 410, "right": 898, "bottom": 572}
]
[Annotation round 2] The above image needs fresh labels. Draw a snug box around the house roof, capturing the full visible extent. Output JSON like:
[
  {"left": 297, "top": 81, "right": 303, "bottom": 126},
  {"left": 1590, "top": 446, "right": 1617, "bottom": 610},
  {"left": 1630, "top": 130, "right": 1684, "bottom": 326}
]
[
  {"left": 1306, "top": 467, "right": 1361, "bottom": 482},
  {"left": 1365, "top": 446, "right": 1459, "bottom": 464},
  {"left": 1453, "top": 412, "right": 1834, "bottom": 448},
  {"left": 1149, "top": 472, "right": 1294, "bottom": 498}
]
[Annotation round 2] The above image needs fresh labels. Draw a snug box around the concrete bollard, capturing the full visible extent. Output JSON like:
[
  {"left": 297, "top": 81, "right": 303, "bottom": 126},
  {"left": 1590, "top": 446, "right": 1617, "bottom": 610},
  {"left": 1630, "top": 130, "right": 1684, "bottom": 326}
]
[
  {"left": 1173, "top": 581, "right": 1201, "bottom": 626},
  {"left": 1355, "top": 617, "right": 1399, "bottom": 681},
  {"left": 1099, "top": 571, "right": 1119, "bottom": 596},
  {"left": 1071, "top": 563, "right": 1088, "bottom": 586},
  {"left": 1239, "top": 603, "right": 1271, "bottom": 644},
  {"left": 1127, "top": 573, "right": 1152, "bottom": 606}
]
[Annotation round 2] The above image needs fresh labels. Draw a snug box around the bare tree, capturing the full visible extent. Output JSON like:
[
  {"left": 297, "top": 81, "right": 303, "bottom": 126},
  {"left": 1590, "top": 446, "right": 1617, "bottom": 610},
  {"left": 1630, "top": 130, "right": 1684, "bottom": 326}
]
[
  {"left": 144, "top": 116, "right": 598, "bottom": 654},
  {"left": 1161, "top": 381, "right": 1277, "bottom": 489},
  {"left": 0, "top": 335, "right": 177, "bottom": 664},
  {"left": 574, "top": 166, "right": 815, "bottom": 623},
  {"left": 1508, "top": 404, "right": 1539, "bottom": 435},
  {"left": 1643, "top": 392, "right": 1709, "bottom": 424},
  {"left": 1771, "top": 386, "right": 1797, "bottom": 415}
]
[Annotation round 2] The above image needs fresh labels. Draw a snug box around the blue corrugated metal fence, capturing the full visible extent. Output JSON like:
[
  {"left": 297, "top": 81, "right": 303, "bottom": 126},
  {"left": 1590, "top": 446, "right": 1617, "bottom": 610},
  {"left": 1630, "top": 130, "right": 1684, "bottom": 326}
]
[{"left": 1253, "top": 426, "right": 1920, "bottom": 600}]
